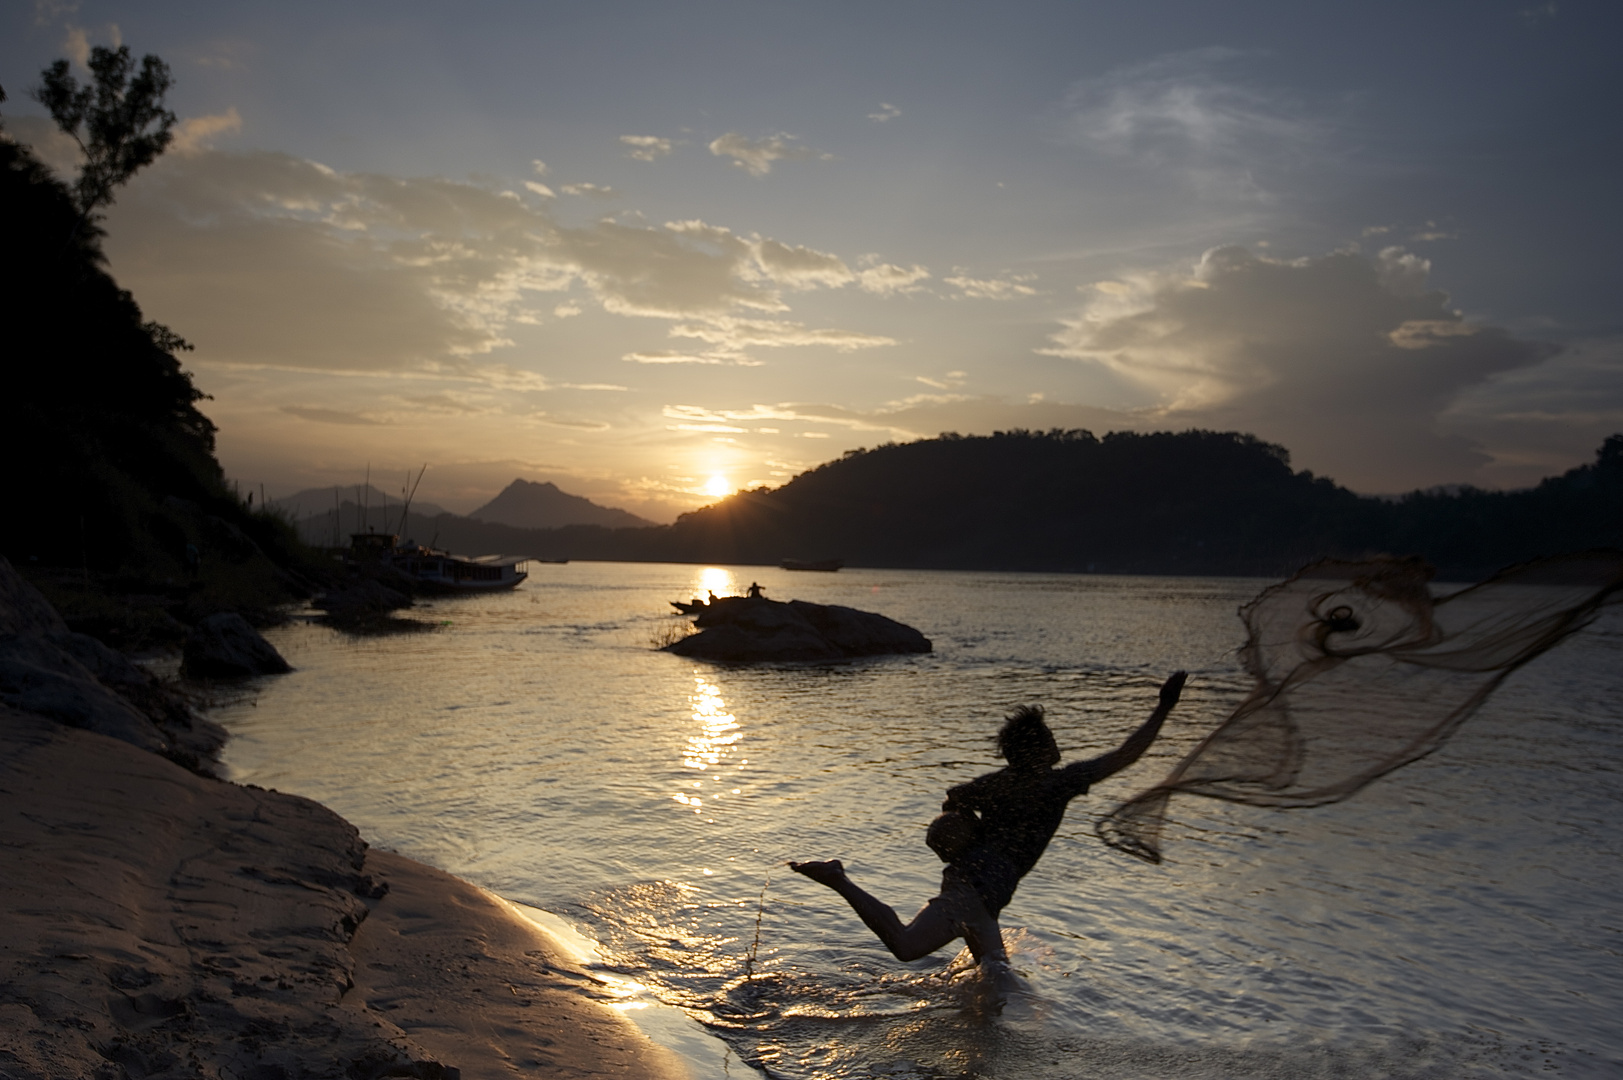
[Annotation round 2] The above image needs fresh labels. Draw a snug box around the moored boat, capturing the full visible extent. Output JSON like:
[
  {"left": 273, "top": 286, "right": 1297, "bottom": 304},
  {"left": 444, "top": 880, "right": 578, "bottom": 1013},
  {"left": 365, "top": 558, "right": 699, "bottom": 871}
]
[
  {"left": 349, "top": 533, "right": 529, "bottom": 591},
  {"left": 780, "top": 558, "right": 844, "bottom": 572}
]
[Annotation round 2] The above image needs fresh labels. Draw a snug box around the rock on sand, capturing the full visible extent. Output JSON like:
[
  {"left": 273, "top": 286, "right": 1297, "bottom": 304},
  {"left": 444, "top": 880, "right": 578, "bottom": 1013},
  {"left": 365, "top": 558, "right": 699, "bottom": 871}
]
[{"left": 181, "top": 611, "right": 292, "bottom": 677}]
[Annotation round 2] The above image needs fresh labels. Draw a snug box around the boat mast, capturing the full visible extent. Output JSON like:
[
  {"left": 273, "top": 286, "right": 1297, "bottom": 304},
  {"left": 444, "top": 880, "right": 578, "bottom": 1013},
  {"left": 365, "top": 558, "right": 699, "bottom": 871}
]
[{"left": 400, "top": 464, "right": 427, "bottom": 544}]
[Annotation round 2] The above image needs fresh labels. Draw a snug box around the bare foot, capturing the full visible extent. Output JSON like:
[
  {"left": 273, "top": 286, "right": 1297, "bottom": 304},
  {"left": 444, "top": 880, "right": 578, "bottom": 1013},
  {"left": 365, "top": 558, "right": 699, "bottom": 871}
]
[{"left": 788, "top": 859, "right": 847, "bottom": 887}]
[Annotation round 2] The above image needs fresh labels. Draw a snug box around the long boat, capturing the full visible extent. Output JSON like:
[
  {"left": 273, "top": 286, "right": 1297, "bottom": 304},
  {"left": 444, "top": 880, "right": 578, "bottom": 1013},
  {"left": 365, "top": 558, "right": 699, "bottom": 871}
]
[
  {"left": 780, "top": 558, "right": 844, "bottom": 572},
  {"left": 349, "top": 533, "right": 529, "bottom": 591}
]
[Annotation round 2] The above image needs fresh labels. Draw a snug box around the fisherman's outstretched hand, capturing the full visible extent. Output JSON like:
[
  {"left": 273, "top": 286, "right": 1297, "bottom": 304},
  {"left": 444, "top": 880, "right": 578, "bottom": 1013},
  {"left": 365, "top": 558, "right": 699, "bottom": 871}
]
[{"left": 1159, "top": 671, "right": 1188, "bottom": 708}]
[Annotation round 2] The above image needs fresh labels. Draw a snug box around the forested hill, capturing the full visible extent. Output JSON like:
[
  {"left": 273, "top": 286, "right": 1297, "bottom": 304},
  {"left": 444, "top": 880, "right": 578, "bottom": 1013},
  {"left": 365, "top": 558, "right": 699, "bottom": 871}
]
[
  {"left": 2, "top": 133, "right": 313, "bottom": 642},
  {"left": 524, "top": 429, "right": 1623, "bottom": 579}
]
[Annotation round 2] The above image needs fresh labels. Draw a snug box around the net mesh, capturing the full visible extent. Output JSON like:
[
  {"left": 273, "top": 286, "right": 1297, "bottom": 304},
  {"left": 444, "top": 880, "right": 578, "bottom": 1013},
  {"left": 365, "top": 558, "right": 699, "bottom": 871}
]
[{"left": 1097, "top": 551, "right": 1623, "bottom": 863}]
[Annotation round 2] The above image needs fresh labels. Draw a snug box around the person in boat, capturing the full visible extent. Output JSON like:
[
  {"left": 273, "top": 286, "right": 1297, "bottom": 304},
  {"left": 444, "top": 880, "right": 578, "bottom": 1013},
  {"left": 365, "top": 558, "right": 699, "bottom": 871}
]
[{"left": 791, "top": 671, "right": 1187, "bottom": 966}]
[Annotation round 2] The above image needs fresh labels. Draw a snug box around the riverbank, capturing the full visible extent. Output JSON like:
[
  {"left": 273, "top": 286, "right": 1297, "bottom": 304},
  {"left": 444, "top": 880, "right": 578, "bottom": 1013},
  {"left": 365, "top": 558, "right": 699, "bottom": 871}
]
[{"left": 0, "top": 704, "right": 687, "bottom": 1079}]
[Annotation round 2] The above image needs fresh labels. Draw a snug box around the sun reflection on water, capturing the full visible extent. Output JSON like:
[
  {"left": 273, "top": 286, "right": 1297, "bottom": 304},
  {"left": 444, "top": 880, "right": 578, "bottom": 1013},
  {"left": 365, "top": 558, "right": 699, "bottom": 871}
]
[
  {"left": 674, "top": 675, "right": 743, "bottom": 819},
  {"left": 695, "top": 566, "right": 737, "bottom": 599}
]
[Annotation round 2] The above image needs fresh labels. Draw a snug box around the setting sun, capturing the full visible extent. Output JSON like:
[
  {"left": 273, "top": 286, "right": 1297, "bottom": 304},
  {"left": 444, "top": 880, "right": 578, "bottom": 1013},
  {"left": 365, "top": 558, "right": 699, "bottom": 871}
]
[{"left": 702, "top": 475, "right": 733, "bottom": 498}]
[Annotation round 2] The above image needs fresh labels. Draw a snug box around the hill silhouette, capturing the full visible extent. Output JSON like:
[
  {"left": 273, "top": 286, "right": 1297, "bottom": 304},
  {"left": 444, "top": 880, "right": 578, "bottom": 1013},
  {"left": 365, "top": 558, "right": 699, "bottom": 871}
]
[
  {"left": 470, "top": 479, "right": 651, "bottom": 530},
  {"left": 1, "top": 130, "right": 316, "bottom": 643},
  {"left": 467, "top": 429, "right": 1621, "bottom": 579}
]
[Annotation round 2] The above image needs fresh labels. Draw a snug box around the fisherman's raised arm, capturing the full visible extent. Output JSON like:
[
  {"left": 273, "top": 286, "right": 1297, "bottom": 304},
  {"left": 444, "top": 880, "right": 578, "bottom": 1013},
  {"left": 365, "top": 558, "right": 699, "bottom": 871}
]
[{"left": 1063, "top": 671, "right": 1186, "bottom": 790}]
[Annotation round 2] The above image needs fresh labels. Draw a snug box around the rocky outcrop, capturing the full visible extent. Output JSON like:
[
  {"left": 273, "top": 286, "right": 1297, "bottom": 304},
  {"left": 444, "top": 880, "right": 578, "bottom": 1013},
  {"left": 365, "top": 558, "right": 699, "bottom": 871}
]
[
  {"left": 664, "top": 595, "right": 931, "bottom": 662},
  {"left": 0, "top": 556, "right": 231, "bottom": 768},
  {"left": 182, "top": 612, "right": 293, "bottom": 678}
]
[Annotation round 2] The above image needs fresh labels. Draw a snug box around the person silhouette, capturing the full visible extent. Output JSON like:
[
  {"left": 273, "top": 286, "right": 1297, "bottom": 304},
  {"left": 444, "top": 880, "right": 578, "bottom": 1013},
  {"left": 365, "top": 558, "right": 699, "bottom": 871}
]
[
  {"left": 747, "top": 581, "right": 764, "bottom": 598},
  {"left": 791, "top": 672, "right": 1187, "bottom": 965}
]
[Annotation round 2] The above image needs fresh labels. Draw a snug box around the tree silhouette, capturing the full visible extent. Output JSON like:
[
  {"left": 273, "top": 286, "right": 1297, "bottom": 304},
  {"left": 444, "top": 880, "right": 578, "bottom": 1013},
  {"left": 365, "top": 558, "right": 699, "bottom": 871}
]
[{"left": 31, "top": 45, "right": 176, "bottom": 226}]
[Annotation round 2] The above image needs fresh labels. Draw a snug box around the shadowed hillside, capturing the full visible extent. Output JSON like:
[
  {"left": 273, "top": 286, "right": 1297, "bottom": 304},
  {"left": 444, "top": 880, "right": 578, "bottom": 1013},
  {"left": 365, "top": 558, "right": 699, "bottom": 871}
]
[
  {"left": 1, "top": 131, "right": 318, "bottom": 642},
  {"left": 469, "top": 429, "right": 1621, "bottom": 579}
]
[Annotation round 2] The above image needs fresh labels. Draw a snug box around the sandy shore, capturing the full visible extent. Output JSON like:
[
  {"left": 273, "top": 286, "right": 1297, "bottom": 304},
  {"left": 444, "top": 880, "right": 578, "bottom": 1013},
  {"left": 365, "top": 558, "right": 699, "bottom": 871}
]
[{"left": 0, "top": 702, "right": 690, "bottom": 1079}]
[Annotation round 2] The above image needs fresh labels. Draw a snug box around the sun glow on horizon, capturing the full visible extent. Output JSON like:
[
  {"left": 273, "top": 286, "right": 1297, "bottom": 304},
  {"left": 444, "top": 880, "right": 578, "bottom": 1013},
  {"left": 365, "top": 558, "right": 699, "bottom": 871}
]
[{"left": 702, "top": 474, "right": 733, "bottom": 498}]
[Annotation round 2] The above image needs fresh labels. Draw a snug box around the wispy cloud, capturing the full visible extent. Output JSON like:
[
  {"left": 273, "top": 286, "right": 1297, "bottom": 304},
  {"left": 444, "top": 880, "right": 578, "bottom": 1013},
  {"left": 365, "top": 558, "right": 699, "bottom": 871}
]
[
  {"left": 1061, "top": 48, "right": 1324, "bottom": 203},
  {"left": 619, "top": 135, "right": 674, "bottom": 161},
  {"left": 34, "top": 1, "right": 79, "bottom": 27},
  {"left": 171, "top": 108, "right": 243, "bottom": 155},
  {"left": 668, "top": 316, "right": 896, "bottom": 354},
  {"left": 560, "top": 181, "right": 616, "bottom": 198},
  {"left": 282, "top": 405, "right": 387, "bottom": 425},
  {"left": 708, "top": 132, "right": 831, "bottom": 176},
  {"left": 624, "top": 351, "right": 757, "bottom": 366},
  {"left": 945, "top": 270, "right": 1037, "bottom": 300},
  {"left": 868, "top": 103, "right": 901, "bottom": 123},
  {"left": 857, "top": 260, "right": 931, "bottom": 295}
]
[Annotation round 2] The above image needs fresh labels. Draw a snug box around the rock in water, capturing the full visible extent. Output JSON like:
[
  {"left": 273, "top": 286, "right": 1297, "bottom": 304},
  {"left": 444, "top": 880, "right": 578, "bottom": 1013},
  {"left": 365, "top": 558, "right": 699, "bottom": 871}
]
[
  {"left": 665, "top": 596, "right": 930, "bottom": 662},
  {"left": 182, "top": 613, "right": 292, "bottom": 678}
]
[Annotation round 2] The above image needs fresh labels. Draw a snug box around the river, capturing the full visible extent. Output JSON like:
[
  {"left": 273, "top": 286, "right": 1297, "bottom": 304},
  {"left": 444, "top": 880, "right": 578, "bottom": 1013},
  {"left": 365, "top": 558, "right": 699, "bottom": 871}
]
[{"left": 211, "top": 562, "right": 1623, "bottom": 1079}]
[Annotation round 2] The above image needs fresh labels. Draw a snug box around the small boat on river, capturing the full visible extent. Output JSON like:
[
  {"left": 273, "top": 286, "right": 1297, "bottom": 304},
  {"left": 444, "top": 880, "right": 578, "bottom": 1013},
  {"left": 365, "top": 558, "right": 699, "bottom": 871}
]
[{"left": 781, "top": 558, "right": 844, "bottom": 572}]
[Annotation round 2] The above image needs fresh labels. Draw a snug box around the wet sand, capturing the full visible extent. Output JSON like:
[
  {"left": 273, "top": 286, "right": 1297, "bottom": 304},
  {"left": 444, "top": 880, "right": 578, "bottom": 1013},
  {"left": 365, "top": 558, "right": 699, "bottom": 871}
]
[{"left": 0, "top": 703, "right": 687, "bottom": 1079}]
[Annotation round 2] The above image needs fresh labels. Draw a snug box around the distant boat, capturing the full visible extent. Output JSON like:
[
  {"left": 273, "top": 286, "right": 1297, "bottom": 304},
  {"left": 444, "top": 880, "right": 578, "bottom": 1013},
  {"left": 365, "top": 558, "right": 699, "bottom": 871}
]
[
  {"left": 781, "top": 558, "right": 844, "bottom": 572},
  {"left": 349, "top": 533, "right": 529, "bottom": 591}
]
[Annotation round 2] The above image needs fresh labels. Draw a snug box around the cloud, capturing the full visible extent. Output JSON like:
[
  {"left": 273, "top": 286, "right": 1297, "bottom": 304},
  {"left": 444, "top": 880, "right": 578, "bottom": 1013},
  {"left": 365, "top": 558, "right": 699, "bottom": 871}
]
[
  {"left": 106, "top": 150, "right": 904, "bottom": 379},
  {"left": 707, "top": 132, "right": 830, "bottom": 177},
  {"left": 1441, "top": 334, "right": 1623, "bottom": 488},
  {"left": 34, "top": 1, "right": 79, "bottom": 27},
  {"left": 194, "top": 39, "right": 252, "bottom": 70},
  {"left": 945, "top": 270, "right": 1038, "bottom": 300},
  {"left": 560, "top": 182, "right": 615, "bottom": 198},
  {"left": 624, "top": 351, "right": 755, "bottom": 366},
  {"left": 868, "top": 103, "right": 901, "bottom": 123},
  {"left": 620, "top": 135, "right": 674, "bottom": 161},
  {"left": 1060, "top": 48, "right": 1323, "bottom": 203},
  {"left": 282, "top": 405, "right": 387, "bottom": 425},
  {"left": 857, "top": 260, "right": 931, "bottom": 295},
  {"left": 171, "top": 108, "right": 242, "bottom": 155},
  {"left": 749, "top": 238, "right": 854, "bottom": 289},
  {"left": 668, "top": 316, "right": 896, "bottom": 354},
  {"left": 1040, "top": 244, "right": 1557, "bottom": 490},
  {"left": 524, "top": 180, "right": 556, "bottom": 198},
  {"left": 395, "top": 393, "right": 489, "bottom": 414}
]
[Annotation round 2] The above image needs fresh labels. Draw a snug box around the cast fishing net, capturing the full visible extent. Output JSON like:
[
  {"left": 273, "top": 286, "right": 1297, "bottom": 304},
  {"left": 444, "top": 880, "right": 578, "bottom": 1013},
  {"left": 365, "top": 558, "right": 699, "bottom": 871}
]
[{"left": 1098, "top": 551, "right": 1623, "bottom": 863}]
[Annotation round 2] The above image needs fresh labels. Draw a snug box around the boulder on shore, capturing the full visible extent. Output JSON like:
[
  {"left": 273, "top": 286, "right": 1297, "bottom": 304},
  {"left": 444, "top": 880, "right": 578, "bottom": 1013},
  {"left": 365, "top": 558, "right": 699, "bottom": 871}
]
[
  {"left": 664, "top": 595, "right": 930, "bottom": 662},
  {"left": 182, "top": 612, "right": 292, "bottom": 678}
]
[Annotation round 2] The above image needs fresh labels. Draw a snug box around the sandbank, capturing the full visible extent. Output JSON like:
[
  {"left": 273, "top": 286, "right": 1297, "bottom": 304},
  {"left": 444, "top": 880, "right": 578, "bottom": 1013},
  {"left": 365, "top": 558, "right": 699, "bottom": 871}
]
[{"left": 0, "top": 703, "right": 690, "bottom": 1079}]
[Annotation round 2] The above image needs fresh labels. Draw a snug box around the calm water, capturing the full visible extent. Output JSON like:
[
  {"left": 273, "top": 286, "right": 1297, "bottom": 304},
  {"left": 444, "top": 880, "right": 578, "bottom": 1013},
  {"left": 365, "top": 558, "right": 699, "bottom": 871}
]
[{"left": 212, "top": 564, "right": 1623, "bottom": 1079}]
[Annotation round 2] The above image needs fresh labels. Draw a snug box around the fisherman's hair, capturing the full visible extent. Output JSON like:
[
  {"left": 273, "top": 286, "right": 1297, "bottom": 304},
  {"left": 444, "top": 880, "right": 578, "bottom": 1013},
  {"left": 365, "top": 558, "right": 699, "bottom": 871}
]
[{"left": 996, "top": 704, "right": 1059, "bottom": 767}]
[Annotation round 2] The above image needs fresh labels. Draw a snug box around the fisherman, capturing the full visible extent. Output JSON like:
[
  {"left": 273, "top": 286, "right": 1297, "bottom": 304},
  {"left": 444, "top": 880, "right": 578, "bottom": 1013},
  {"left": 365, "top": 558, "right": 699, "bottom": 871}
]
[{"left": 791, "top": 672, "right": 1186, "bottom": 965}]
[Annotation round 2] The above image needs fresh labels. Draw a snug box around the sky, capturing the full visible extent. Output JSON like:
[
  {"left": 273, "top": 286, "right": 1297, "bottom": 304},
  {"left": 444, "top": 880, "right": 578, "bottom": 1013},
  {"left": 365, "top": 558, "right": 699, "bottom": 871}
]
[{"left": 4, "top": 0, "right": 1620, "bottom": 521}]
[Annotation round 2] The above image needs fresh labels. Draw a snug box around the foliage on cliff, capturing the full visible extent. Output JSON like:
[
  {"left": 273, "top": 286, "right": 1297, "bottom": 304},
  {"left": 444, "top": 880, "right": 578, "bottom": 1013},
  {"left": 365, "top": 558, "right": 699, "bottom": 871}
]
[{"left": 0, "top": 127, "right": 313, "bottom": 642}]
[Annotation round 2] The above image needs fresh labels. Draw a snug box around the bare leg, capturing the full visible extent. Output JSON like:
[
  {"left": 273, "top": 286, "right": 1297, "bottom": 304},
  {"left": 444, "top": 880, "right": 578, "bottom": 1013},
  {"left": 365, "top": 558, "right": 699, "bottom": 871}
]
[{"left": 790, "top": 860, "right": 1006, "bottom": 964}]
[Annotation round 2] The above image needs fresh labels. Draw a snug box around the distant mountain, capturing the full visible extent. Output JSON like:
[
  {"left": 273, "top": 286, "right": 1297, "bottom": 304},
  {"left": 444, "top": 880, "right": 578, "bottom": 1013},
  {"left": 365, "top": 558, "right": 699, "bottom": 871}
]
[{"left": 469, "top": 479, "right": 652, "bottom": 530}]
